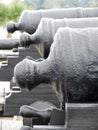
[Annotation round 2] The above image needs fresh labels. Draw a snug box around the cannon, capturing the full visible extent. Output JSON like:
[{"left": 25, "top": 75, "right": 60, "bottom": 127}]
[
  {"left": 14, "top": 27, "right": 98, "bottom": 129},
  {"left": 0, "top": 46, "right": 59, "bottom": 117},
  {"left": 20, "top": 17, "right": 98, "bottom": 58},
  {"left": 14, "top": 27, "right": 98, "bottom": 106},
  {"left": 3, "top": 17, "right": 98, "bottom": 58},
  {"left": 0, "top": 38, "right": 19, "bottom": 50},
  {"left": 7, "top": 7, "right": 98, "bottom": 34},
  {"left": 20, "top": 103, "right": 98, "bottom": 130},
  {"left": 0, "top": 43, "right": 59, "bottom": 120},
  {"left": 0, "top": 38, "right": 44, "bottom": 58}
]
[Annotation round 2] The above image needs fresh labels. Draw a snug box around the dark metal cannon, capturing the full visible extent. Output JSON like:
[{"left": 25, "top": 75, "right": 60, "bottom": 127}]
[
  {"left": 0, "top": 38, "right": 19, "bottom": 50},
  {"left": 7, "top": 7, "right": 98, "bottom": 34},
  {"left": 14, "top": 27, "right": 98, "bottom": 130},
  {"left": 0, "top": 42, "right": 60, "bottom": 123},
  {"left": 20, "top": 17, "right": 98, "bottom": 58},
  {"left": 15, "top": 27, "right": 98, "bottom": 103},
  {"left": 20, "top": 103, "right": 98, "bottom": 130},
  {"left": 20, "top": 105, "right": 65, "bottom": 130},
  {"left": 0, "top": 38, "right": 20, "bottom": 53},
  {"left": 3, "top": 17, "right": 98, "bottom": 58},
  {"left": 0, "top": 46, "right": 59, "bottom": 118}
]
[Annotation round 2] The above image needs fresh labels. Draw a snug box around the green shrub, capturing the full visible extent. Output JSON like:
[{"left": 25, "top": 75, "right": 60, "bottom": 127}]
[
  {"left": 0, "top": 2, "right": 26, "bottom": 26},
  {"left": 0, "top": 3, "right": 8, "bottom": 26}
]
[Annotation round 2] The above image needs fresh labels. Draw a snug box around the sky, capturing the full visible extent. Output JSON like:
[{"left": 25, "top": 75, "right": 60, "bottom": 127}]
[{"left": 0, "top": 0, "right": 14, "bottom": 5}]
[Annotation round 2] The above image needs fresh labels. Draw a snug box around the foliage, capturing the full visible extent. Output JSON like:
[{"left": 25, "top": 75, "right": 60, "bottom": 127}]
[
  {"left": 0, "top": 1, "right": 26, "bottom": 26},
  {"left": 7, "top": 2, "right": 26, "bottom": 21},
  {"left": 0, "top": 3, "right": 8, "bottom": 26},
  {"left": 0, "top": 0, "right": 98, "bottom": 26}
]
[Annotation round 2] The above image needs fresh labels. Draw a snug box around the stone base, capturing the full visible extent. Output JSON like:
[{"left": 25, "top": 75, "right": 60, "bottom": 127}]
[
  {"left": 33, "top": 125, "right": 65, "bottom": 130},
  {"left": 67, "top": 103, "right": 98, "bottom": 129}
]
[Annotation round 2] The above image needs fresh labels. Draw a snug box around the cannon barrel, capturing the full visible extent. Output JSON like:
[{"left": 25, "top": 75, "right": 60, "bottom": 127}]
[
  {"left": 19, "top": 105, "right": 51, "bottom": 122},
  {"left": 0, "top": 38, "right": 20, "bottom": 49},
  {"left": 20, "top": 105, "right": 65, "bottom": 125},
  {"left": 7, "top": 7, "right": 98, "bottom": 34},
  {"left": 20, "top": 17, "right": 98, "bottom": 58},
  {"left": 14, "top": 27, "right": 98, "bottom": 104},
  {"left": 20, "top": 103, "right": 98, "bottom": 130}
]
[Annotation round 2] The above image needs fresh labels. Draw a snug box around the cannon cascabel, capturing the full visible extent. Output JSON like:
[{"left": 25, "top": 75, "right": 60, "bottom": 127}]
[
  {"left": 7, "top": 7, "right": 98, "bottom": 34},
  {"left": 20, "top": 17, "right": 98, "bottom": 58},
  {"left": 14, "top": 27, "right": 98, "bottom": 104}
]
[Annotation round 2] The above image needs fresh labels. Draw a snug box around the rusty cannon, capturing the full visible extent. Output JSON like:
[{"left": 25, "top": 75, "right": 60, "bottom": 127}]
[
  {"left": 7, "top": 7, "right": 98, "bottom": 34},
  {"left": 14, "top": 27, "right": 98, "bottom": 130},
  {"left": 20, "top": 17, "right": 98, "bottom": 58},
  {"left": 0, "top": 40, "right": 59, "bottom": 122}
]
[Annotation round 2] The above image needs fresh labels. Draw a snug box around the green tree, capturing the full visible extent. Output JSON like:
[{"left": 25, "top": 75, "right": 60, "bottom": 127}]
[
  {"left": 0, "top": 1, "right": 26, "bottom": 26},
  {"left": 7, "top": 1, "right": 26, "bottom": 21},
  {"left": 0, "top": 3, "right": 8, "bottom": 25}
]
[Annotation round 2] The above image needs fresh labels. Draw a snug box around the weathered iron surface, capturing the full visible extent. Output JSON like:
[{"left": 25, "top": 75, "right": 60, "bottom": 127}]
[
  {"left": 19, "top": 105, "right": 51, "bottom": 121},
  {"left": 0, "top": 46, "right": 41, "bottom": 81},
  {"left": 0, "top": 46, "right": 59, "bottom": 117},
  {"left": 14, "top": 27, "right": 98, "bottom": 104},
  {"left": 7, "top": 8, "right": 98, "bottom": 34},
  {"left": 19, "top": 103, "right": 98, "bottom": 130},
  {"left": 0, "top": 38, "right": 19, "bottom": 49},
  {"left": 20, "top": 17, "right": 98, "bottom": 58},
  {"left": 20, "top": 106, "right": 65, "bottom": 125},
  {"left": 4, "top": 85, "right": 59, "bottom": 116}
]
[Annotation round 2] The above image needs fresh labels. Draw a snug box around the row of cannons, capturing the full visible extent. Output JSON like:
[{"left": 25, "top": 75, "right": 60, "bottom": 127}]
[{"left": 0, "top": 7, "right": 98, "bottom": 130}]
